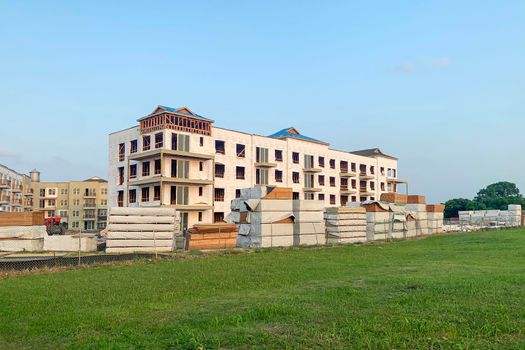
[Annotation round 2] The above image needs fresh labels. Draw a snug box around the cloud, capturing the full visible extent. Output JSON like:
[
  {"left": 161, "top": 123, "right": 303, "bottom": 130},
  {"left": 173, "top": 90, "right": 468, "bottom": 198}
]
[
  {"left": 394, "top": 62, "right": 416, "bottom": 74},
  {"left": 393, "top": 57, "right": 450, "bottom": 74},
  {"left": 0, "top": 148, "right": 18, "bottom": 158},
  {"left": 433, "top": 57, "right": 450, "bottom": 68}
]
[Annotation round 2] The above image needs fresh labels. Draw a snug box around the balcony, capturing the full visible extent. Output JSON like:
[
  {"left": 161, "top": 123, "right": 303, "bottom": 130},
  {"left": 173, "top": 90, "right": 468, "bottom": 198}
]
[
  {"left": 11, "top": 185, "right": 22, "bottom": 193},
  {"left": 303, "top": 167, "right": 322, "bottom": 173},
  {"left": 0, "top": 179, "right": 11, "bottom": 188},
  {"left": 303, "top": 187, "right": 322, "bottom": 193},
  {"left": 129, "top": 176, "right": 213, "bottom": 186},
  {"left": 0, "top": 195, "right": 11, "bottom": 204},
  {"left": 340, "top": 168, "right": 357, "bottom": 177},
  {"left": 84, "top": 191, "right": 97, "bottom": 198},
  {"left": 359, "top": 172, "right": 375, "bottom": 180},
  {"left": 83, "top": 215, "right": 96, "bottom": 220},
  {"left": 254, "top": 161, "right": 277, "bottom": 168},
  {"left": 360, "top": 187, "right": 375, "bottom": 196},
  {"left": 128, "top": 148, "right": 214, "bottom": 161},
  {"left": 83, "top": 202, "right": 97, "bottom": 209},
  {"left": 340, "top": 185, "right": 357, "bottom": 195},
  {"left": 12, "top": 198, "right": 23, "bottom": 206}
]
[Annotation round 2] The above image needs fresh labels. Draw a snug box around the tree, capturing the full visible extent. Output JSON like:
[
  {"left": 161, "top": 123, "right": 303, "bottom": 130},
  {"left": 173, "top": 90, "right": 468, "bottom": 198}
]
[
  {"left": 474, "top": 182, "right": 525, "bottom": 210},
  {"left": 444, "top": 198, "right": 485, "bottom": 218}
]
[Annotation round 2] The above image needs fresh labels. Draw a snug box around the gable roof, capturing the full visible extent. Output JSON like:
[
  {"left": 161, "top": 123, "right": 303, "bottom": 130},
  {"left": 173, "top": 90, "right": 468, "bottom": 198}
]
[
  {"left": 269, "top": 127, "right": 329, "bottom": 145},
  {"left": 138, "top": 105, "right": 214, "bottom": 122},
  {"left": 350, "top": 148, "right": 398, "bottom": 160}
]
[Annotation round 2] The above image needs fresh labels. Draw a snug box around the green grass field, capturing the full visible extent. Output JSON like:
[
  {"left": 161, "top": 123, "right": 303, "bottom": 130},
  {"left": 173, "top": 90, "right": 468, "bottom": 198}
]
[{"left": 1, "top": 229, "right": 525, "bottom": 349}]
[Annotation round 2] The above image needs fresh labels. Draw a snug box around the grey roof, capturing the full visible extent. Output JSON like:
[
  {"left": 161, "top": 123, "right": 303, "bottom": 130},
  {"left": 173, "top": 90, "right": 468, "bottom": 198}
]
[{"left": 350, "top": 148, "right": 398, "bottom": 160}]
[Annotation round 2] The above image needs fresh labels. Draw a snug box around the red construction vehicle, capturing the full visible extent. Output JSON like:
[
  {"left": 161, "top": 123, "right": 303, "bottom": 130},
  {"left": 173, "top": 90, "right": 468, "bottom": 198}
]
[{"left": 45, "top": 217, "right": 66, "bottom": 235}]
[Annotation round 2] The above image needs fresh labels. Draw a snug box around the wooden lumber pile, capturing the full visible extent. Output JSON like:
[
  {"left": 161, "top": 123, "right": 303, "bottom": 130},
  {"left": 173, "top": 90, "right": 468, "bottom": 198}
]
[
  {"left": 105, "top": 207, "right": 180, "bottom": 253},
  {"left": 293, "top": 200, "right": 325, "bottom": 246},
  {"left": 324, "top": 207, "right": 367, "bottom": 244},
  {"left": 380, "top": 193, "right": 408, "bottom": 204},
  {"left": 187, "top": 224, "right": 238, "bottom": 250},
  {"left": 229, "top": 186, "right": 295, "bottom": 248},
  {"left": 0, "top": 211, "right": 44, "bottom": 227}
]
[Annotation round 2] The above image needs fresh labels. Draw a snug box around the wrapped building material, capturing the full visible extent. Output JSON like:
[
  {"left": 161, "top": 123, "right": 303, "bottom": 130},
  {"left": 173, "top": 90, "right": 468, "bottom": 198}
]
[
  {"left": 326, "top": 207, "right": 367, "bottom": 244},
  {"left": 105, "top": 207, "right": 180, "bottom": 253}
]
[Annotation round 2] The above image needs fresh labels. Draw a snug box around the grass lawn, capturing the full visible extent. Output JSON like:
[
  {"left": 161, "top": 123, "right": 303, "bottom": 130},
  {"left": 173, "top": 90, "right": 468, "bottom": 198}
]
[{"left": 1, "top": 229, "right": 525, "bottom": 349}]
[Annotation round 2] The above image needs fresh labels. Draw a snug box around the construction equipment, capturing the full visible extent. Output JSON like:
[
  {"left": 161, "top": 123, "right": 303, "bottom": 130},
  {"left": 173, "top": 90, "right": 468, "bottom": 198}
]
[{"left": 45, "top": 217, "right": 66, "bottom": 236}]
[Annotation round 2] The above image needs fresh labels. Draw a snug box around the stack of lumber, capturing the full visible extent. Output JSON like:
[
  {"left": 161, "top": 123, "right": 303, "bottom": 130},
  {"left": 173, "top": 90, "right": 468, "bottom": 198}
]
[
  {"left": 324, "top": 207, "right": 367, "bottom": 244},
  {"left": 229, "top": 186, "right": 294, "bottom": 248},
  {"left": 380, "top": 193, "right": 408, "bottom": 204},
  {"left": 105, "top": 207, "right": 180, "bottom": 253},
  {"left": 187, "top": 224, "right": 238, "bottom": 250},
  {"left": 0, "top": 226, "right": 46, "bottom": 252},
  {"left": 426, "top": 204, "right": 445, "bottom": 234},
  {"left": 0, "top": 211, "right": 44, "bottom": 227},
  {"left": 293, "top": 200, "right": 325, "bottom": 246}
]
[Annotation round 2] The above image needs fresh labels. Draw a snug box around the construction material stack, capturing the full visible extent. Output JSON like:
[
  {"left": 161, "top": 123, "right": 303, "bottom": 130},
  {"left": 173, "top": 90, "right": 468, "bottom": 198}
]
[
  {"left": 293, "top": 200, "right": 325, "bottom": 246},
  {"left": 508, "top": 205, "right": 522, "bottom": 227},
  {"left": 105, "top": 207, "right": 180, "bottom": 253},
  {"left": 187, "top": 224, "right": 238, "bottom": 250},
  {"left": 324, "top": 207, "right": 367, "bottom": 244},
  {"left": 406, "top": 195, "right": 427, "bottom": 237},
  {"left": 0, "top": 212, "right": 45, "bottom": 252},
  {"left": 230, "top": 187, "right": 294, "bottom": 248},
  {"left": 426, "top": 204, "right": 445, "bottom": 234}
]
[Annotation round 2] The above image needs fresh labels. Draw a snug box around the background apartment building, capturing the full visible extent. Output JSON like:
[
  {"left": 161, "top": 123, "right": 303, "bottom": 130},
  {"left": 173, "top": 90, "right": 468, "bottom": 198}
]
[
  {"left": 109, "top": 105, "right": 403, "bottom": 231},
  {"left": 0, "top": 164, "right": 33, "bottom": 212},
  {"left": 30, "top": 170, "right": 108, "bottom": 232}
]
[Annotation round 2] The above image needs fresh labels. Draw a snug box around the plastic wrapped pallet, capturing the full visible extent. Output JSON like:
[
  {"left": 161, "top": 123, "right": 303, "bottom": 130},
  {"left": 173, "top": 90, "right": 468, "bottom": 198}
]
[
  {"left": 292, "top": 200, "right": 326, "bottom": 246},
  {"left": 326, "top": 207, "right": 367, "bottom": 244},
  {"left": 105, "top": 207, "right": 180, "bottom": 253}
]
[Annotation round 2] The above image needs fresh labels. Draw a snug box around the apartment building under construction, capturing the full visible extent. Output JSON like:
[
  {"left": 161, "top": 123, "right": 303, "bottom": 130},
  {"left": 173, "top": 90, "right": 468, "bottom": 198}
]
[
  {"left": 109, "top": 105, "right": 405, "bottom": 231},
  {"left": 30, "top": 171, "right": 108, "bottom": 232},
  {"left": 0, "top": 164, "right": 33, "bottom": 212},
  {"left": 109, "top": 106, "right": 403, "bottom": 231}
]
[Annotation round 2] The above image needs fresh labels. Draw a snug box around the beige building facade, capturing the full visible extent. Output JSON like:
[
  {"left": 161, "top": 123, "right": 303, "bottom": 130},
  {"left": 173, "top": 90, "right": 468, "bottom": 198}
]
[
  {"left": 109, "top": 106, "right": 403, "bottom": 231},
  {"left": 30, "top": 171, "right": 108, "bottom": 232}
]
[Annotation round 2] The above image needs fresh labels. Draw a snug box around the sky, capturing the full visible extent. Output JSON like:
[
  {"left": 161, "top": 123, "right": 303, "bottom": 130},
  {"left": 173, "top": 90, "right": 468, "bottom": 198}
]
[{"left": 0, "top": 1, "right": 523, "bottom": 203}]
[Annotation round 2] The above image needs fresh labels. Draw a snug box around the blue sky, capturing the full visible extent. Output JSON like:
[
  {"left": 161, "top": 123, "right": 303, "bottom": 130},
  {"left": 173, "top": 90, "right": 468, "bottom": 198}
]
[{"left": 0, "top": 1, "right": 523, "bottom": 203}]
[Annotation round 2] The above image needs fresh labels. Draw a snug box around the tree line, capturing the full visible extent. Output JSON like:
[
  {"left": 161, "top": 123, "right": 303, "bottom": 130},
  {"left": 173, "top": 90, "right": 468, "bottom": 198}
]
[{"left": 444, "top": 181, "right": 525, "bottom": 218}]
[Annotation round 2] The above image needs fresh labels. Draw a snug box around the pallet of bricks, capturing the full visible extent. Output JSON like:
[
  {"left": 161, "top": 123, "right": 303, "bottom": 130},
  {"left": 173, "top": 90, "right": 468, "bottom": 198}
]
[
  {"left": 228, "top": 187, "right": 295, "bottom": 248},
  {"left": 187, "top": 224, "right": 238, "bottom": 250},
  {"left": 0, "top": 211, "right": 46, "bottom": 252},
  {"left": 293, "top": 200, "right": 326, "bottom": 246},
  {"left": 105, "top": 207, "right": 180, "bottom": 253},
  {"left": 324, "top": 206, "right": 367, "bottom": 244}
]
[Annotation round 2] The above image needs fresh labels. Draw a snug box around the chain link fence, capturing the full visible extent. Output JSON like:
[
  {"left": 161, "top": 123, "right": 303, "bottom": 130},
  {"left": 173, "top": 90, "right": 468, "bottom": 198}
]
[{"left": 0, "top": 253, "right": 169, "bottom": 272}]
